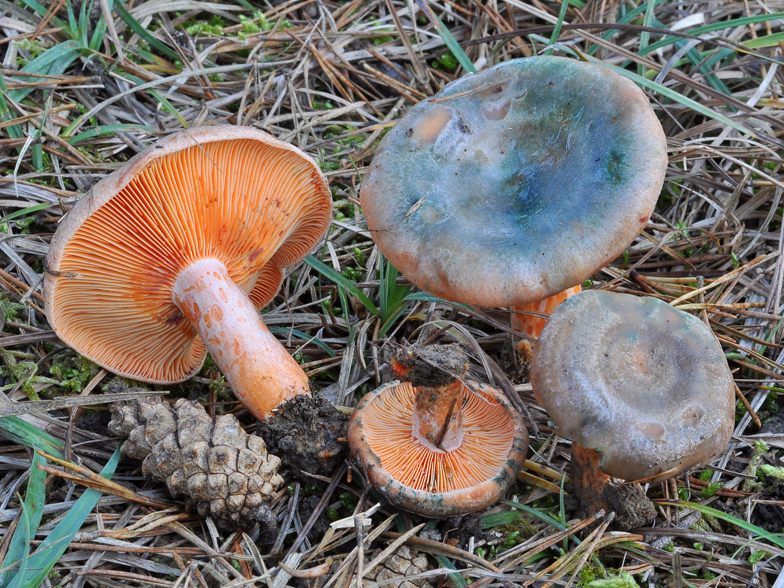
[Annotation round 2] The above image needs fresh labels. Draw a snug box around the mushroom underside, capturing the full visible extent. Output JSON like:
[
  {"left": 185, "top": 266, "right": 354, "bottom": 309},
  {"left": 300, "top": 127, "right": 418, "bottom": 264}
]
[{"left": 349, "top": 381, "right": 528, "bottom": 517}]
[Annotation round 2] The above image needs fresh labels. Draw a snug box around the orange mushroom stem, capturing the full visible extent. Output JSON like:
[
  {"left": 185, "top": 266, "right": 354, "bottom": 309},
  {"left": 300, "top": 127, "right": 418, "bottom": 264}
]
[
  {"left": 349, "top": 345, "right": 528, "bottom": 516},
  {"left": 173, "top": 259, "right": 309, "bottom": 420},
  {"left": 511, "top": 285, "right": 581, "bottom": 340},
  {"left": 569, "top": 444, "right": 655, "bottom": 530},
  {"left": 391, "top": 348, "right": 467, "bottom": 452}
]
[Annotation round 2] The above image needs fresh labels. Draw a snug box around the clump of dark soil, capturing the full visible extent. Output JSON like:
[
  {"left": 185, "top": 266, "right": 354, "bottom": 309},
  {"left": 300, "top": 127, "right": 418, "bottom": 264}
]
[
  {"left": 76, "top": 409, "right": 111, "bottom": 434},
  {"left": 298, "top": 494, "right": 332, "bottom": 542},
  {"left": 258, "top": 394, "right": 349, "bottom": 476},
  {"left": 390, "top": 345, "right": 468, "bottom": 388},
  {"left": 441, "top": 513, "right": 492, "bottom": 548}
]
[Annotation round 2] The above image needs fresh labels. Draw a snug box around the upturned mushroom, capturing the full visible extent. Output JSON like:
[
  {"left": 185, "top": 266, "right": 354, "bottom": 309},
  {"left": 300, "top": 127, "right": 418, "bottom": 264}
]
[
  {"left": 46, "top": 126, "right": 345, "bottom": 474},
  {"left": 530, "top": 290, "right": 735, "bottom": 529},
  {"left": 349, "top": 345, "right": 528, "bottom": 516},
  {"left": 361, "top": 56, "right": 667, "bottom": 309}
]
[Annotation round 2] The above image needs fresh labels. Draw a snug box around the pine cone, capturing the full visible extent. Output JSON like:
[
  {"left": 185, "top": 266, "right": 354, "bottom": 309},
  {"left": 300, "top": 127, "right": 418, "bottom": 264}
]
[
  {"left": 363, "top": 546, "right": 434, "bottom": 588},
  {"left": 108, "top": 396, "right": 284, "bottom": 533}
]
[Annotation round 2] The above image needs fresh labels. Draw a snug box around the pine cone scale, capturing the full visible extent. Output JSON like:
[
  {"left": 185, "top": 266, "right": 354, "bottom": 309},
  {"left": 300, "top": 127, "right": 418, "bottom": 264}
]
[{"left": 108, "top": 396, "right": 283, "bottom": 533}]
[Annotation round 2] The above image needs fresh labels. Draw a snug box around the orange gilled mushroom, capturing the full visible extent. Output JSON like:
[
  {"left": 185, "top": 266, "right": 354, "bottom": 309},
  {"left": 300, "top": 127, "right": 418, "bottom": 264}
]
[
  {"left": 45, "top": 126, "right": 345, "bottom": 473},
  {"left": 349, "top": 345, "right": 528, "bottom": 516}
]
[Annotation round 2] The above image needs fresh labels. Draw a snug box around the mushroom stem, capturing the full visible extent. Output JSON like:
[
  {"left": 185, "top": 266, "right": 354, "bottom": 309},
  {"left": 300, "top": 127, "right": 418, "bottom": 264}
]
[
  {"left": 570, "top": 443, "right": 656, "bottom": 530},
  {"left": 173, "top": 258, "right": 310, "bottom": 421},
  {"left": 511, "top": 285, "right": 581, "bottom": 340},
  {"left": 412, "top": 379, "right": 464, "bottom": 452}
]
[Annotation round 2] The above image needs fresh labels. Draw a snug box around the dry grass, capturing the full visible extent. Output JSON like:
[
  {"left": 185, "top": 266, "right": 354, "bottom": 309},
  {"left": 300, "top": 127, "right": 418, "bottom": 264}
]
[{"left": 0, "top": 0, "right": 784, "bottom": 586}]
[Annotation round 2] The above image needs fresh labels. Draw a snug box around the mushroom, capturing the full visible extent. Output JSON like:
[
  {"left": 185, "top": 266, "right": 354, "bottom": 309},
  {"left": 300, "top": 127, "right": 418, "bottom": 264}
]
[
  {"left": 361, "top": 56, "right": 667, "bottom": 308},
  {"left": 45, "top": 126, "right": 345, "bottom": 473},
  {"left": 348, "top": 345, "right": 528, "bottom": 516},
  {"left": 530, "top": 290, "right": 735, "bottom": 528}
]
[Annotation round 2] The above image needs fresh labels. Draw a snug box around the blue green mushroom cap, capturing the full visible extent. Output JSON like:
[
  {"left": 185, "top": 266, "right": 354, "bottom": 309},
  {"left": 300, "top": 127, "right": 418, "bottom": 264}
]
[{"left": 361, "top": 56, "right": 667, "bottom": 307}]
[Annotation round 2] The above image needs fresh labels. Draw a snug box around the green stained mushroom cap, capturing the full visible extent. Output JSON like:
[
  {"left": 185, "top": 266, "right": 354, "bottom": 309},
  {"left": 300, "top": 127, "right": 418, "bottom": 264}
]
[
  {"left": 530, "top": 290, "right": 735, "bottom": 483},
  {"left": 361, "top": 56, "right": 667, "bottom": 307}
]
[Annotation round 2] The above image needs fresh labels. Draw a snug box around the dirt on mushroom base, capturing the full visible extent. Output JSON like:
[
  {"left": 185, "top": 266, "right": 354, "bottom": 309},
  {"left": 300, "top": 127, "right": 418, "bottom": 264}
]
[{"left": 257, "top": 393, "right": 349, "bottom": 476}]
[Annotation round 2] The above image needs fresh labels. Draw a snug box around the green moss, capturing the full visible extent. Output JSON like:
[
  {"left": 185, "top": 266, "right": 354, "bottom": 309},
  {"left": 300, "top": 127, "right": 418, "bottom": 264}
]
[{"left": 586, "top": 571, "right": 638, "bottom": 588}]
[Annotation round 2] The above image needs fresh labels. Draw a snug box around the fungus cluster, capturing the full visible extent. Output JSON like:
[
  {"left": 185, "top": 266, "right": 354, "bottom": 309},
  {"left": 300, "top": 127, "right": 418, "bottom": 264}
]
[{"left": 354, "top": 55, "right": 735, "bottom": 524}]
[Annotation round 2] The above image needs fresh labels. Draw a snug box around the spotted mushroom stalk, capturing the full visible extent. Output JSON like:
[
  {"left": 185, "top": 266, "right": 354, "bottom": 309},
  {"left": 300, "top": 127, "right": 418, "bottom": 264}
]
[
  {"left": 531, "top": 290, "right": 735, "bottom": 529},
  {"left": 349, "top": 345, "right": 528, "bottom": 516},
  {"left": 45, "top": 126, "right": 346, "bottom": 474}
]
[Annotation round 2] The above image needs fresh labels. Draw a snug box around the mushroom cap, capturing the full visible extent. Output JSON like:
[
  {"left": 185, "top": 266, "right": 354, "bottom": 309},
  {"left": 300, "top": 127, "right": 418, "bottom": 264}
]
[
  {"left": 530, "top": 290, "right": 734, "bottom": 483},
  {"left": 45, "top": 126, "right": 331, "bottom": 383},
  {"left": 361, "top": 56, "right": 667, "bottom": 307},
  {"left": 348, "top": 380, "right": 528, "bottom": 517}
]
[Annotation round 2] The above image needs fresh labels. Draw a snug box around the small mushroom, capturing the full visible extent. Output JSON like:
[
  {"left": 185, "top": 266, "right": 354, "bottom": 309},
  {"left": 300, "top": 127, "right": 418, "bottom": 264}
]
[
  {"left": 361, "top": 56, "right": 666, "bottom": 308},
  {"left": 530, "top": 290, "right": 735, "bottom": 528},
  {"left": 348, "top": 345, "right": 528, "bottom": 517},
  {"left": 45, "top": 127, "right": 345, "bottom": 473}
]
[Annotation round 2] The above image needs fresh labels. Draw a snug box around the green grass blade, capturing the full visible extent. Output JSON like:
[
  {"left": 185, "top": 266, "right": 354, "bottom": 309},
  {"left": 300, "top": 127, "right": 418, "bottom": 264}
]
[
  {"left": 0, "top": 452, "right": 47, "bottom": 588},
  {"left": 640, "top": 13, "right": 784, "bottom": 57},
  {"left": 745, "top": 31, "right": 784, "bottom": 49},
  {"left": 304, "top": 256, "right": 379, "bottom": 317},
  {"left": 403, "top": 292, "right": 474, "bottom": 314},
  {"left": 432, "top": 555, "right": 467, "bottom": 588},
  {"left": 16, "top": 446, "right": 122, "bottom": 587},
  {"left": 0, "top": 203, "right": 55, "bottom": 225},
  {"left": 9, "top": 41, "right": 82, "bottom": 103},
  {"left": 378, "top": 304, "right": 411, "bottom": 338},
  {"left": 638, "top": 0, "right": 656, "bottom": 76},
  {"left": 114, "top": 1, "right": 180, "bottom": 61},
  {"left": 577, "top": 55, "right": 769, "bottom": 144},
  {"left": 78, "top": 0, "right": 91, "bottom": 49},
  {"left": 414, "top": 0, "right": 475, "bottom": 74},
  {"left": 481, "top": 510, "right": 523, "bottom": 528},
  {"left": 0, "top": 72, "right": 22, "bottom": 140},
  {"left": 0, "top": 417, "right": 64, "bottom": 458},
  {"left": 587, "top": 0, "right": 670, "bottom": 55},
  {"left": 505, "top": 500, "right": 565, "bottom": 530},
  {"left": 662, "top": 501, "right": 784, "bottom": 550},
  {"left": 18, "top": 0, "right": 66, "bottom": 28},
  {"left": 269, "top": 328, "right": 336, "bottom": 357},
  {"left": 547, "top": 0, "right": 570, "bottom": 56},
  {"left": 66, "top": 123, "right": 158, "bottom": 145},
  {"left": 4, "top": 504, "right": 30, "bottom": 588},
  {"left": 67, "top": 0, "right": 79, "bottom": 37}
]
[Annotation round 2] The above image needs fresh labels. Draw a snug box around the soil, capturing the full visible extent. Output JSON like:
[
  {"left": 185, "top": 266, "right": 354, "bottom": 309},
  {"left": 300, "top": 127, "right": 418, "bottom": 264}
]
[
  {"left": 298, "top": 494, "right": 332, "bottom": 542},
  {"left": 258, "top": 394, "right": 349, "bottom": 476},
  {"left": 390, "top": 345, "right": 468, "bottom": 388},
  {"left": 598, "top": 483, "right": 657, "bottom": 530},
  {"left": 441, "top": 513, "right": 492, "bottom": 549},
  {"left": 75, "top": 409, "right": 111, "bottom": 434},
  {"left": 752, "top": 473, "right": 784, "bottom": 533}
]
